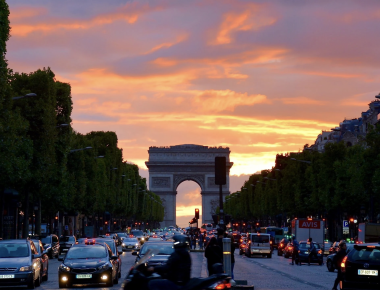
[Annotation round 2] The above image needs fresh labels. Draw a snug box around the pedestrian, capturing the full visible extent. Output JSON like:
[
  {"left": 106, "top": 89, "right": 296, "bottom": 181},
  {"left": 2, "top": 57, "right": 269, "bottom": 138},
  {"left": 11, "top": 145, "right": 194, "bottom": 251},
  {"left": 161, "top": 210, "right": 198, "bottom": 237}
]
[
  {"left": 332, "top": 240, "right": 347, "bottom": 290},
  {"left": 307, "top": 237, "right": 319, "bottom": 265},
  {"left": 227, "top": 233, "right": 236, "bottom": 279},
  {"left": 204, "top": 237, "right": 223, "bottom": 276},
  {"left": 290, "top": 236, "right": 300, "bottom": 266},
  {"left": 192, "top": 234, "right": 196, "bottom": 250},
  {"left": 198, "top": 232, "right": 204, "bottom": 250}
]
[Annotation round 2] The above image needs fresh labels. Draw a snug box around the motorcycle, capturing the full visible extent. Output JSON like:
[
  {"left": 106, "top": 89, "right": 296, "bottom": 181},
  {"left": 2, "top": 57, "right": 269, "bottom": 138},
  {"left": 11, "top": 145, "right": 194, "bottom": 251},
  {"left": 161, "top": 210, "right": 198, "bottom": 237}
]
[{"left": 120, "top": 249, "right": 232, "bottom": 290}]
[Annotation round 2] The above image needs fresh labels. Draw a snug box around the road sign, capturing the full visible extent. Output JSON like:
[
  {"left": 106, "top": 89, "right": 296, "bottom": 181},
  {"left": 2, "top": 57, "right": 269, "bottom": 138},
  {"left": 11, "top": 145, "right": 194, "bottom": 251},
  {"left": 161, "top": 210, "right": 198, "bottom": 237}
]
[
  {"left": 64, "top": 225, "right": 68, "bottom": 230},
  {"left": 343, "top": 220, "right": 349, "bottom": 228}
]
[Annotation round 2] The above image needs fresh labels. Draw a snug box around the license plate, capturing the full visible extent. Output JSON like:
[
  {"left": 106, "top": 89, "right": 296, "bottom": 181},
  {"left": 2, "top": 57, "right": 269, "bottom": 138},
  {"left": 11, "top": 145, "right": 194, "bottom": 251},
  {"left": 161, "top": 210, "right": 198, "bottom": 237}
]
[
  {"left": 63, "top": 249, "right": 68, "bottom": 251},
  {"left": 76, "top": 274, "right": 92, "bottom": 279},
  {"left": 252, "top": 249, "right": 259, "bottom": 251},
  {"left": 358, "top": 269, "right": 378, "bottom": 276},
  {"left": 127, "top": 246, "right": 133, "bottom": 248},
  {"left": 0, "top": 275, "right": 14, "bottom": 279}
]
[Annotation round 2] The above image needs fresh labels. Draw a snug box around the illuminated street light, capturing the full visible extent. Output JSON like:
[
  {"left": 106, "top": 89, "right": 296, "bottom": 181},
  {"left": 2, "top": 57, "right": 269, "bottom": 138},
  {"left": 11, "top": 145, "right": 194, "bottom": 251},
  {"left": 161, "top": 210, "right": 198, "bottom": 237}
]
[{"left": 12, "top": 93, "right": 37, "bottom": 100}]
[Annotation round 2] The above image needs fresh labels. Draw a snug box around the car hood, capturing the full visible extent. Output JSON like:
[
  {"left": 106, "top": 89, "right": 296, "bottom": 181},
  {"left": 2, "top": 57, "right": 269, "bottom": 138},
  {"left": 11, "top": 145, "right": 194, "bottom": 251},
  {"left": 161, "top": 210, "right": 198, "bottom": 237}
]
[
  {"left": 0, "top": 257, "right": 31, "bottom": 268},
  {"left": 123, "top": 242, "right": 137, "bottom": 245},
  {"left": 148, "top": 255, "right": 170, "bottom": 262},
  {"left": 63, "top": 258, "right": 108, "bottom": 268},
  {"left": 60, "top": 242, "right": 74, "bottom": 247}
]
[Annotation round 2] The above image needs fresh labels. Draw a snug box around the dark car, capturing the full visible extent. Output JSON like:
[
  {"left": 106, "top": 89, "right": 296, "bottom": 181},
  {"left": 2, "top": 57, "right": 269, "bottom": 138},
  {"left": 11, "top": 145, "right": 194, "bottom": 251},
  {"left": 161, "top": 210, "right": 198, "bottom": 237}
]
[
  {"left": 297, "top": 241, "right": 323, "bottom": 265},
  {"left": 340, "top": 243, "right": 380, "bottom": 289},
  {"left": 277, "top": 238, "right": 289, "bottom": 256},
  {"left": 284, "top": 242, "right": 294, "bottom": 258},
  {"left": 39, "top": 234, "right": 60, "bottom": 258},
  {"left": 231, "top": 232, "right": 241, "bottom": 246},
  {"left": 32, "top": 239, "right": 49, "bottom": 282},
  {"left": 0, "top": 239, "right": 42, "bottom": 288},
  {"left": 133, "top": 241, "right": 174, "bottom": 266},
  {"left": 130, "top": 230, "right": 146, "bottom": 244},
  {"left": 59, "top": 235, "right": 77, "bottom": 254},
  {"left": 94, "top": 238, "right": 122, "bottom": 279},
  {"left": 105, "top": 233, "right": 121, "bottom": 246},
  {"left": 326, "top": 244, "right": 355, "bottom": 272},
  {"left": 58, "top": 243, "right": 118, "bottom": 288},
  {"left": 329, "top": 241, "right": 339, "bottom": 255}
]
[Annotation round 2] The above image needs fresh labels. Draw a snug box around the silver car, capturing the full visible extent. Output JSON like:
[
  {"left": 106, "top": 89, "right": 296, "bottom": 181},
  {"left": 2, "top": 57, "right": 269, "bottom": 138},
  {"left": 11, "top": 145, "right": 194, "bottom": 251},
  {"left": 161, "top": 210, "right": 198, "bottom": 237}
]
[{"left": 121, "top": 238, "right": 140, "bottom": 252}]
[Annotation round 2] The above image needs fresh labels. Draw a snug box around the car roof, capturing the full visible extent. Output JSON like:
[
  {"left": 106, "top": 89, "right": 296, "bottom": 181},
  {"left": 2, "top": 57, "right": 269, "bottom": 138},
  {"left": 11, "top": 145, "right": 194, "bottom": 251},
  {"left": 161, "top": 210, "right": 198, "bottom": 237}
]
[{"left": 0, "top": 239, "right": 29, "bottom": 244}]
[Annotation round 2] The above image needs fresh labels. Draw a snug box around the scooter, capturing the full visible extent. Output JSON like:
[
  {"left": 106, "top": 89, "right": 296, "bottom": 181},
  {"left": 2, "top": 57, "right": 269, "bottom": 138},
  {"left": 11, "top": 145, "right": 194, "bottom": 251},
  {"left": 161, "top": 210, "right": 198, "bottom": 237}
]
[{"left": 120, "top": 250, "right": 232, "bottom": 290}]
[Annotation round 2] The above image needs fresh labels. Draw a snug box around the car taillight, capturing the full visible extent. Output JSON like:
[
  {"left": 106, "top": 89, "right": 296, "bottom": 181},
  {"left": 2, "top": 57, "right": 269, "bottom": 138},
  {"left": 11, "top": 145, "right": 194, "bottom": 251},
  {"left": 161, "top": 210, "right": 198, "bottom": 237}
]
[
  {"left": 289, "top": 247, "right": 293, "bottom": 250},
  {"left": 270, "top": 241, "right": 272, "bottom": 244},
  {"left": 213, "top": 280, "right": 231, "bottom": 289},
  {"left": 318, "top": 250, "right": 322, "bottom": 254},
  {"left": 341, "top": 256, "right": 348, "bottom": 273},
  {"left": 280, "top": 243, "right": 283, "bottom": 247}
]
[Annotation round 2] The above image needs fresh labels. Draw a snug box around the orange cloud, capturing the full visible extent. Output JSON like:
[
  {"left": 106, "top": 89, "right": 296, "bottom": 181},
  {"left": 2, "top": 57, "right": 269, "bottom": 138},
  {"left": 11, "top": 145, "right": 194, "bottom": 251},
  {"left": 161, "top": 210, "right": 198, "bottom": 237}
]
[
  {"left": 281, "top": 97, "right": 326, "bottom": 105},
  {"left": 10, "top": 2, "right": 164, "bottom": 36},
  {"left": 193, "top": 90, "right": 269, "bottom": 112},
  {"left": 213, "top": 4, "right": 276, "bottom": 45}
]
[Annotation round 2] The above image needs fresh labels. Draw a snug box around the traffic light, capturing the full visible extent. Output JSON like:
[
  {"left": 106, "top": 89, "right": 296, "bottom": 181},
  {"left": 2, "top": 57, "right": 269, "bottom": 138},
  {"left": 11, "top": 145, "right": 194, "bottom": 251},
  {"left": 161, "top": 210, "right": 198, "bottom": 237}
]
[
  {"left": 215, "top": 157, "right": 226, "bottom": 185},
  {"left": 195, "top": 208, "right": 200, "bottom": 219}
]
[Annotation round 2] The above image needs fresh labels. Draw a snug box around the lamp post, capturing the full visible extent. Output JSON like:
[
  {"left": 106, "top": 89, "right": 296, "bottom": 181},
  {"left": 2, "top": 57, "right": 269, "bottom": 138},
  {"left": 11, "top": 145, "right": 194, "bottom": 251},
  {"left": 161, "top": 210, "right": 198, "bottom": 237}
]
[{"left": 12, "top": 93, "right": 37, "bottom": 100}]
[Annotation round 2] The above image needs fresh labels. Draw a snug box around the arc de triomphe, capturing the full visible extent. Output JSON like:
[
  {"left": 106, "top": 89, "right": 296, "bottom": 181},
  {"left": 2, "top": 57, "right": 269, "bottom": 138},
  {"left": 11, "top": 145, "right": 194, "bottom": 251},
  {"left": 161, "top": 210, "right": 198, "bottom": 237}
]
[{"left": 145, "top": 144, "right": 233, "bottom": 228}]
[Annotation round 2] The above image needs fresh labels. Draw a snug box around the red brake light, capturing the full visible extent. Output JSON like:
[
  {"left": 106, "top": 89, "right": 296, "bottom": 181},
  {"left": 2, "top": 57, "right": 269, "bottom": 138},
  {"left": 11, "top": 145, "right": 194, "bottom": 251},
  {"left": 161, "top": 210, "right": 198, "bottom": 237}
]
[
  {"left": 280, "top": 243, "right": 283, "bottom": 247},
  {"left": 270, "top": 241, "right": 272, "bottom": 244}
]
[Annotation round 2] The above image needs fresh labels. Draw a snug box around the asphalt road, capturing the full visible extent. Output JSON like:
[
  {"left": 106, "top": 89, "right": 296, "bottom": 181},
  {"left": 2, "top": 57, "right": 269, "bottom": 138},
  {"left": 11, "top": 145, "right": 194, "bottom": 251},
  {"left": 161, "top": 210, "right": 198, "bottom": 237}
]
[{"left": 1, "top": 249, "right": 338, "bottom": 290}]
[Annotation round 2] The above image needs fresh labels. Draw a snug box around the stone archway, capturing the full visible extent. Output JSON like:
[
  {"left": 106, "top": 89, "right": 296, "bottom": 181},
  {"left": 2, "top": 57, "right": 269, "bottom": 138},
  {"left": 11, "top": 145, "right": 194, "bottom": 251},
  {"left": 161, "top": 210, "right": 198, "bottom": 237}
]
[{"left": 145, "top": 144, "right": 233, "bottom": 228}]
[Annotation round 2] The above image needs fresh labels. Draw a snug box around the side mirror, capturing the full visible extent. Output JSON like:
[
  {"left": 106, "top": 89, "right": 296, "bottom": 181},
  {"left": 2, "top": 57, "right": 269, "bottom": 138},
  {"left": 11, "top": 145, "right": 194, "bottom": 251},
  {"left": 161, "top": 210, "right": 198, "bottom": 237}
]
[
  {"left": 132, "top": 251, "right": 138, "bottom": 256},
  {"left": 32, "top": 254, "right": 41, "bottom": 259},
  {"left": 118, "top": 250, "right": 123, "bottom": 255},
  {"left": 111, "top": 255, "right": 118, "bottom": 260}
]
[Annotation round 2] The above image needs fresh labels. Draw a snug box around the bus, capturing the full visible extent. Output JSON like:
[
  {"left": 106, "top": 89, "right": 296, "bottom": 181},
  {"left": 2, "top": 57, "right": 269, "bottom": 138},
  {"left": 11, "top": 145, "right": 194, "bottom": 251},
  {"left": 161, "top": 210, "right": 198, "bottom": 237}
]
[{"left": 259, "top": 226, "right": 285, "bottom": 248}]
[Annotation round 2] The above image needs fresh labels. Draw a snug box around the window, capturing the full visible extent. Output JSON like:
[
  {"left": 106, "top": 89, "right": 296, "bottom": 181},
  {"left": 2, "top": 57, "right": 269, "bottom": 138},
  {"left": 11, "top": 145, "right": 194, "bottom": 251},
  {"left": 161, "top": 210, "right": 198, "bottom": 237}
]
[
  {"left": 66, "top": 247, "right": 106, "bottom": 259},
  {"left": 0, "top": 244, "right": 29, "bottom": 257}
]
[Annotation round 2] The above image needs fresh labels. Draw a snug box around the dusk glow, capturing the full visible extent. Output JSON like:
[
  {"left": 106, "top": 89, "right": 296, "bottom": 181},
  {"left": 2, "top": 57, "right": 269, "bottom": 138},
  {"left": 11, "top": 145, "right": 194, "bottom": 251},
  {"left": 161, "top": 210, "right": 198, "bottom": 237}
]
[{"left": 7, "top": 0, "right": 380, "bottom": 226}]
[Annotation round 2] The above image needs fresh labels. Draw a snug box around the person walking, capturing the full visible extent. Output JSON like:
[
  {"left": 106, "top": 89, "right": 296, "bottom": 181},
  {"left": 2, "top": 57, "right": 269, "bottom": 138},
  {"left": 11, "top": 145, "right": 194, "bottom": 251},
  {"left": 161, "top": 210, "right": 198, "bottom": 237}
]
[
  {"left": 199, "top": 232, "right": 204, "bottom": 250},
  {"left": 290, "top": 236, "right": 300, "bottom": 266},
  {"left": 308, "top": 237, "right": 319, "bottom": 265},
  {"left": 192, "top": 234, "right": 197, "bottom": 250},
  {"left": 205, "top": 237, "right": 223, "bottom": 276},
  {"left": 227, "top": 233, "right": 236, "bottom": 279},
  {"left": 332, "top": 240, "right": 347, "bottom": 290}
]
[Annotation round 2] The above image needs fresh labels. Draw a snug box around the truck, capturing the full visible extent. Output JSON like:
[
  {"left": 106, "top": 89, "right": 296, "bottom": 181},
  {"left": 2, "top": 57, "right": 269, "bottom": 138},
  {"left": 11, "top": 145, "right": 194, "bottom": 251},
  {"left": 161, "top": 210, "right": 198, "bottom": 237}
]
[
  {"left": 358, "top": 223, "right": 380, "bottom": 243},
  {"left": 291, "top": 219, "right": 325, "bottom": 246}
]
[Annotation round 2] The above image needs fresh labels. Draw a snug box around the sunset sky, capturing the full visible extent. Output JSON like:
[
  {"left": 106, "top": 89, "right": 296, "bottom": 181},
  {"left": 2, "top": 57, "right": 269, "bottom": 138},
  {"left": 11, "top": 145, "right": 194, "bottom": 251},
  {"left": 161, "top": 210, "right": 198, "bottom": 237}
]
[{"left": 6, "top": 0, "right": 380, "bottom": 227}]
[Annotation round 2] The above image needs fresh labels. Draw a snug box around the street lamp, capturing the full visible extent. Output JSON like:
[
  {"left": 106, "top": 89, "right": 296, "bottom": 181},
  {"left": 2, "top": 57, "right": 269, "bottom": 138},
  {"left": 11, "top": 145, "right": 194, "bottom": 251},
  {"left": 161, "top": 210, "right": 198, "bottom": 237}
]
[
  {"left": 290, "top": 158, "right": 311, "bottom": 164},
  {"left": 69, "top": 146, "right": 92, "bottom": 153},
  {"left": 12, "top": 93, "right": 37, "bottom": 100}
]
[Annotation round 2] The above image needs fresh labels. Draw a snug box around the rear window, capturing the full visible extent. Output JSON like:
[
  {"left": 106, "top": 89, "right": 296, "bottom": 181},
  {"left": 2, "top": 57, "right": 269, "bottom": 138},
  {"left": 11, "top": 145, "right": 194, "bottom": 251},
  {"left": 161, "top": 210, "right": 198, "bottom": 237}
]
[
  {"left": 131, "top": 231, "right": 144, "bottom": 236},
  {"left": 351, "top": 247, "right": 380, "bottom": 262},
  {"left": 299, "top": 243, "right": 321, "bottom": 249},
  {"left": 141, "top": 244, "right": 174, "bottom": 255},
  {"left": 251, "top": 235, "right": 270, "bottom": 243},
  {"left": 60, "top": 236, "right": 75, "bottom": 243}
]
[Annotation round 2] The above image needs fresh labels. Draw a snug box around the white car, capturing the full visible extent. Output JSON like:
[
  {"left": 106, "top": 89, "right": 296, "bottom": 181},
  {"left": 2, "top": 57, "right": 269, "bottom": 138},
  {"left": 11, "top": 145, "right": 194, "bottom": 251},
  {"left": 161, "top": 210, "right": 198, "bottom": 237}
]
[{"left": 121, "top": 237, "right": 140, "bottom": 251}]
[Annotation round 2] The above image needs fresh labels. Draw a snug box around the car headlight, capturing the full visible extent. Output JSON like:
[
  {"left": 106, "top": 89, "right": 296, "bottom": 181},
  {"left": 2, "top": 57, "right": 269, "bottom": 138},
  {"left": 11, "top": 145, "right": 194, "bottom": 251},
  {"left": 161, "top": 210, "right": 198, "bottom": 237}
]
[
  {"left": 135, "top": 243, "right": 139, "bottom": 246},
  {"left": 122, "top": 243, "right": 126, "bottom": 247},
  {"left": 19, "top": 266, "right": 33, "bottom": 272},
  {"left": 97, "top": 263, "right": 110, "bottom": 271},
  {"left": 59, "top": 264, "right": 71, "bottom": 272},
  {"left": 141, "top": 237, "right": 144, "bottom": 241}
]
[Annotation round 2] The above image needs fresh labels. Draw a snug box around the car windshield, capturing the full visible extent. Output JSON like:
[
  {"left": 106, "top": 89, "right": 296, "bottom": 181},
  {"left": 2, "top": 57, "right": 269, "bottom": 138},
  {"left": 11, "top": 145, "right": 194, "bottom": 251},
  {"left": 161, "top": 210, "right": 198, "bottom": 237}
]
[
  {"left": 117, "top": 233, "right": 127, "bottom": 237},
  {"left": 251, "top": 235, "right": 269, "bottom": 243},
  {"left": 351, "top": 248, "right": 380, "bottom": 262},
  {"left": 131, "top": 231, "right": 144, "bottom": 236},
  {"left": 141, "top": 243, "right": 174, "bottom": 255},
  {"left": 60, "top": 236, "right": 75, "bottom": 243},
  {"left": 124, "top": 238, "right": 138, "bottom": 242},
  {"left": 40, "top": 237, "right": 51, "bottom": 244},
  {"left": 0, "top": 244, "right": 29, "bottom": 258},
  {"left": 299, "top": 243, "right": 321, "bottom": 249},
  {"left": 66, "top": 246, "right": 106, "bottom": 259}
]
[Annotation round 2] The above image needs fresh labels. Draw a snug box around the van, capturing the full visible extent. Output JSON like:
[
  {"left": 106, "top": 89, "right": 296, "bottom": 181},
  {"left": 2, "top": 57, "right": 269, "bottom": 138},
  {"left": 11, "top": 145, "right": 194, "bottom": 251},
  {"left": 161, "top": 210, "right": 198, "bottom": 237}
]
[{"left": 246, "top": 233, "right": 272, "bottom": 258}]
